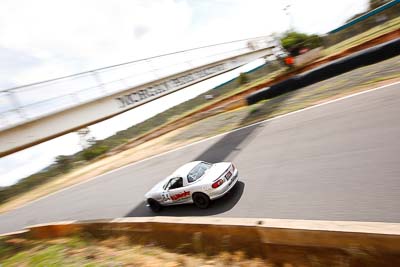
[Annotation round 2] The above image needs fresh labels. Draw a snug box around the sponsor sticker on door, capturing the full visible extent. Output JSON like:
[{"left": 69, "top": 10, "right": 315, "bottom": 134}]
[{"left": 171, "top": 191, "right": 190, "bottom": 201}]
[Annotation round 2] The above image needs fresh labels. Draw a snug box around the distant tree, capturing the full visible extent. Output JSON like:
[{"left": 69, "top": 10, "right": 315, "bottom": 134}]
[
  {"left": 345, "top": 12, "right": 366, "bottom": 23},
  {"left": 280, "top": 32, "right": 322, "bottom": 56},
  {"left": 55, "top": 155, "right": 72, "bottom": 173},
  {"left": 303, "top": 34, "right": 323, "bottom": 49},
  {"left": 238, "top": 73, "right": 249, "bottom": 85},
  {"left": 369, "top": 0, "right": 391, "bottom": 10},
  {"left": 82, "top": 145, "right": 110, "bottom": 161}
]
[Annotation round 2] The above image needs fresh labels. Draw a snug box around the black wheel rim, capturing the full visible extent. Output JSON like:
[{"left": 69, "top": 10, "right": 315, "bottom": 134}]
[{"left": 196, "top": 195, "right": 207, "bottom": 207}]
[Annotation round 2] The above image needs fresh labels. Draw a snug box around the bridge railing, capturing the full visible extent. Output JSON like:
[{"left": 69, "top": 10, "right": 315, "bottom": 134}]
[{"left": 0, "top": 36, "right": 276, "bottom": 131}]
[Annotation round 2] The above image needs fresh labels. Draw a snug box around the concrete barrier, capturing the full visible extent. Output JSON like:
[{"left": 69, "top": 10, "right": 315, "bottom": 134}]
[{"left": 3, "top": 217, "right": 400, "bottom": 266}]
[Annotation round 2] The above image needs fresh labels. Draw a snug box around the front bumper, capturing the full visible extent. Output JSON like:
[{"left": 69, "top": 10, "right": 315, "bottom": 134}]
[{"left": 209, "top": 169, "right": 239, "bottom": 200}]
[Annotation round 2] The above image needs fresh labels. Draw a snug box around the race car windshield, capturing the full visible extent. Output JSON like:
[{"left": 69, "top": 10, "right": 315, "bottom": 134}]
[{"left": 187, "top": 162, "right": 212, "bottom": 183}]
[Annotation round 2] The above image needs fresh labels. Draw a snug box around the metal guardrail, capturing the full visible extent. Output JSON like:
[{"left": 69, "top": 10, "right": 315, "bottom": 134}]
[{"left": 0, "top": 36, "right": 277, "bottom": 131}]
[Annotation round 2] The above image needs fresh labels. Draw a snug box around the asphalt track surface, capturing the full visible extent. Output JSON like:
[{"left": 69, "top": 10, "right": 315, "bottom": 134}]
[{"left": 1, "top": 82, "right": 400, "bottom": 234}]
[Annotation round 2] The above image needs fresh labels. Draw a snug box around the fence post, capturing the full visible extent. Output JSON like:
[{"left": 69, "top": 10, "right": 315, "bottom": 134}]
[{"left": 7, "top": 90, "right": 27, "bottom": 120}]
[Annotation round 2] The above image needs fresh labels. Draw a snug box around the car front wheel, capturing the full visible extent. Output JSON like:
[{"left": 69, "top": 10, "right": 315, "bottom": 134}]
[
  {"left": 192, "top": 193, "right": 210, "bottom": 209},
  {"left": 147, "top": 198, "right": 162, "bottom": 212}
]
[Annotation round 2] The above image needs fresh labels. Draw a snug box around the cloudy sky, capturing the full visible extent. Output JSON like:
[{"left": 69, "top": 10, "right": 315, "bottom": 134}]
[{"left": 0, "top": 0, "right": 368, "bottom": 186}]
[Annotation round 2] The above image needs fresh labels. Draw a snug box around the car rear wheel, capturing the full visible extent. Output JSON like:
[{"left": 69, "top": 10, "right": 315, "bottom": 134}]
[
  {"left": 147, "top": 198, "right": 162, "bottom": 212},
  {"left": 193, "top": 193, "right": 210, "bottom": 209}
]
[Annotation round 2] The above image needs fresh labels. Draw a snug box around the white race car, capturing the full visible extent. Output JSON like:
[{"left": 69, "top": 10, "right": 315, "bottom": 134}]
[{"left": 144, "top": 161, "right": 239, "bottom": 212}]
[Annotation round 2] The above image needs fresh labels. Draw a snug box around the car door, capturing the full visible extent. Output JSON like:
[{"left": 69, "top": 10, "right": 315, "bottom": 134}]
[
  {"left": 167, "top": 177, "right": 191, "bottom": 204},
  {"left": 161, "top": 177, "right": 183, "bottom": 205}
]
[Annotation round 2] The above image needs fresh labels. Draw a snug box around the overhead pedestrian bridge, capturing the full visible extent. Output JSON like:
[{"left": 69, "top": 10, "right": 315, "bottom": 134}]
[{"left": 0, "top": 36, "right": 280, "bottom": 156}]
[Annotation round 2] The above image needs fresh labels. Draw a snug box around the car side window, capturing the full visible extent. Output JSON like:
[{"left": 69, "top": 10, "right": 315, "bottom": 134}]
[{"left": 167, "top": 177, "right": 183, "bottom": 190}]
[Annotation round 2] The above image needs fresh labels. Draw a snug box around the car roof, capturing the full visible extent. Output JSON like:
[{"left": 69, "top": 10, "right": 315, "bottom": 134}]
[{"left": 171, "top": 161, "right": 203, "bottom": 178}]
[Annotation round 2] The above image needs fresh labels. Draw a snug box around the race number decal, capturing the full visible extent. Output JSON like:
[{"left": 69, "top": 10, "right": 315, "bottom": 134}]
[
  {"left": 171, "top": 191, "right": 190, "bottom": 201},
  {"left": 161, "top": 192, "right": 170, "bottom": 202}
]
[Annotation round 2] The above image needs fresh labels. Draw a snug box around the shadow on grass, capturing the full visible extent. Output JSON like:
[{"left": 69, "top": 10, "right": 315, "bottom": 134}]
[{"left": 124, "top": 181, "right": 245, "bottom": 217}]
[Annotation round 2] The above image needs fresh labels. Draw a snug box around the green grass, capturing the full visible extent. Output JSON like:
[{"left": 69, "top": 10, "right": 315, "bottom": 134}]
[
  {"left": 0, "top": 236, "right": 271, "bottom": 266},
  {"left": 0, "top": 237, "right": 97, "bottom": 267},
  {"left": 1, "top": 243, "right": 62, "bottom": 266}
]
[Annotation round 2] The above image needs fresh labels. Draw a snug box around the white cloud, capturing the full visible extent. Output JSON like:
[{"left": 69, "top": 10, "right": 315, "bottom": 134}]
[
  {"left": 289, "top": 0, "right": 368, "bottom": 33},
  {"left": 0, "top": 0, "right": 193, "bottom": 86}
]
